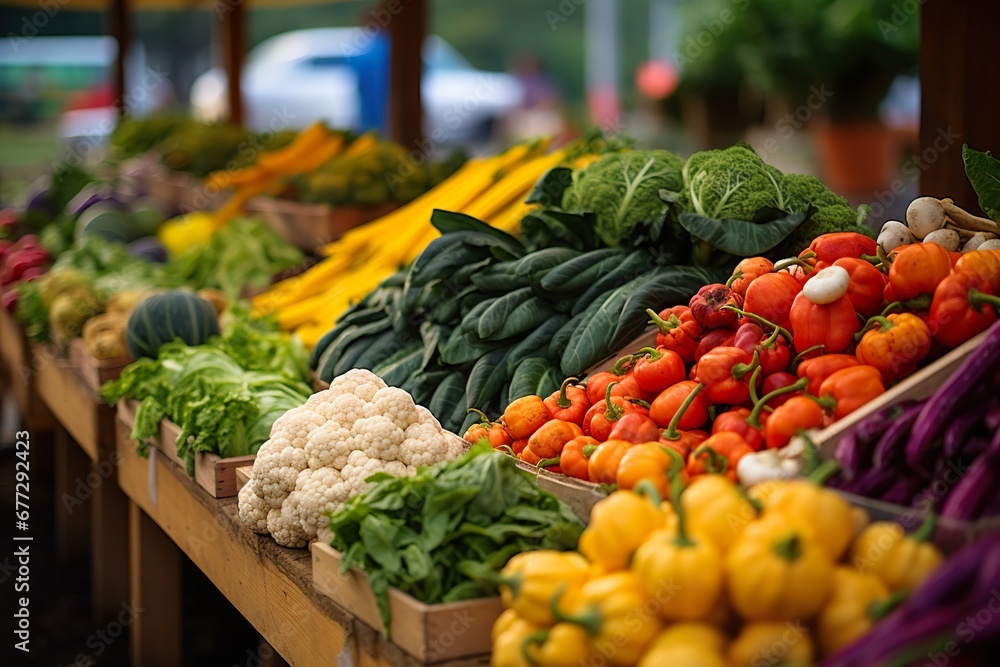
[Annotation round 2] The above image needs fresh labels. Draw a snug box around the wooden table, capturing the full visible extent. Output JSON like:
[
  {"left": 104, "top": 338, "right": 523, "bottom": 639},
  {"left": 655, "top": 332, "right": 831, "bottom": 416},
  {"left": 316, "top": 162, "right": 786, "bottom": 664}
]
[
  {"left": 31, "top": 342, "right": 129, "bottom": 626},
  {"left": 0, "top": 307, "right": 52, "bottom": 430},
  {"left": 114, "top": 412, "right": 489, "bottom": 667}
]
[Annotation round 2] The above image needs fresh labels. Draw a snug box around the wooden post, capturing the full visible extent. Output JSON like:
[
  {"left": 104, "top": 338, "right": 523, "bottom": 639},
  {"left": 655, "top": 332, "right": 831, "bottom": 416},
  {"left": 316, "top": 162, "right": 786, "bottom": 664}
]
[
  {"left": 109, "top": 0, "right": 129, "bottom": 115},
  {"left": 919, "top": 0, "right": 1000, "bottom": 211},
  {"left": 54, "top": 426, "right": 91, "bottom": 560},
  {"left": 129, "top": 503, "right": 182, "bottom": 667},
  {"left": 91, "top": 477, "right": 129, "bottom": 625},
  {"left": 387, "top": 0, "right": 425, "bottom": 149},
  {"left": 221, "top": 0, "right": 247, "bottom": 127}
]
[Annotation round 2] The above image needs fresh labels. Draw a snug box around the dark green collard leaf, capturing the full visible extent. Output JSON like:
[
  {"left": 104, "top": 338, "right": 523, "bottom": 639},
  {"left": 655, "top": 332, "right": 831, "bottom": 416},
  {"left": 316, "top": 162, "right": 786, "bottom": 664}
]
[
  {"left": 483, "top": 297, "right": 554, "bottom": 342},
  {"left": 519, "top": 210, "right": 600, "bottom": 252},
  {"left": 963, "top": 145, "right": 1000, "bottom": 221},
  {"left": 569, "top": 249, "right": 653, "bottom": 317},
  {"left": 371, "top": 342, "right": 423, "bottom": 388},
  {"left": 439, "top": 326, "right": 506, "bottom": 366},
  {"left": 476, "top": 287, "right": 533, "bottom": 339},
  {"left": 419, "top": 321, "right": 446, "bottom": 371},
  {"left": 525, "top": 166, "right": 573, "bottom": 206},
  {"left": 505, "top": 314, "right": 569, "bottom": 375},
  {"left": 429, "top": 210, "right": 526, "bottom": 257},
  {"left": 465, "top": 346, "right": 513, "bottom": 409},
  {"left": 509, "top": 357, "right": 561, "bottom": 401},
  {"left": 677, "top": 210, "right": 807, "bottom": 255},
  {"left": 539, "top": 247, "right": 630, "bottom": 293},
  {"left": 427, "top": 372, "right": 469, "bottom": 432}
]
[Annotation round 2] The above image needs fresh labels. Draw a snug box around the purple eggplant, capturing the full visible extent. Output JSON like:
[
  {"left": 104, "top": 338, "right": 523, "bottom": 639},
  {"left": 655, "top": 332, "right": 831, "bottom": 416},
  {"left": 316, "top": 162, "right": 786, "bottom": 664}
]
[
  {"left": 941, "top": 429, "right": 1000, "bottom": 520},
  {"left": 841, "top": 464, "right": 898, "bottom": 498},
  {"left": 881, "top": 475, "right": 931, "bottom": 507},
  {"left": 127, "top": 237, "right": 168, "bottom": 263},
  {"left": 834, "top": 402, "right": 905, "bottom": 479},
  {"left": 907, "top": 321, "right": 1000, "bottom": 473},
  {"left": 65, "top": 183, "right": 122, "bottom": 217},
  {"left": 872, "top": 400, "right": 924, "bottom": 468},
  {"left": 943, "top": 408, "right": 985, "bottom": 459}
]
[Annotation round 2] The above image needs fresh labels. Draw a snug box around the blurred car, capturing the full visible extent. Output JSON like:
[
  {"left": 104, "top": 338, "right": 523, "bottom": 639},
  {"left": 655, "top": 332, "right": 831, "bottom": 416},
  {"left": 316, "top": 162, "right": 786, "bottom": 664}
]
[{"left": 190, "top": 29, "right": 523, "bottom": 144}]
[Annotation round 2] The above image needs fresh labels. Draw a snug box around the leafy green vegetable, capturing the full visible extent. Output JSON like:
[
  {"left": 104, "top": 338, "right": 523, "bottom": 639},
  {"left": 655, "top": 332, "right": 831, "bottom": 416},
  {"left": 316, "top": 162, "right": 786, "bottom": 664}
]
[
  {"left": 679, "top": 145, "right": 785, "bottom": 220},
  {"left": 963, "top": 145, "right": 1000, "bottom": 222},
  {"left": 327, "top": 444, "right": 583, "bottom": 634},
  {"left": 170, "top": 217, "right": 303, "bottom": 298},
  {"left": 676, "top": 210, "right": 807, "bottom": 257},
  {"left": 102, "top": 318, "right": 311, "bottom": 473},
  {"left": 562, "top": 149, "right": 685, "bottom": 247}
]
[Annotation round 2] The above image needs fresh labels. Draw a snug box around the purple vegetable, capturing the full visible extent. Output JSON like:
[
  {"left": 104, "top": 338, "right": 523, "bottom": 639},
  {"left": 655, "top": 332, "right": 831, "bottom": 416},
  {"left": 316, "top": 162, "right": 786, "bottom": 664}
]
[
  {"left": 941, "top": 429, "right": 1000, "bottom": 520},
  {"left": 872, "top": 400, "right": 923, "bottom": 468},
  {"left": 23, "top": 176, "right": 54, "bottom": 214},
  {"left": 959, "top": 434, "right": 990, "bottom": 460},
  {"left": 127, "top": 237, "right": 168, "bottom": 263},
  {"left": 834, "top": 402, "right": 904, "bottom": 479},
  {"left": 907, "top": 321, "right": 1000, "bottom": 473},
  {"left": 943, "top": 408, "right": 985, "bottom": 458},
  {"left": 881, "top": 475, "right": 930, "bottom": 506},
  {"left": 65, "top": 183, "right": 121, "bottom": 217},
  {"left": 842, "top": 465, "right": 897, "bottom": 497}
]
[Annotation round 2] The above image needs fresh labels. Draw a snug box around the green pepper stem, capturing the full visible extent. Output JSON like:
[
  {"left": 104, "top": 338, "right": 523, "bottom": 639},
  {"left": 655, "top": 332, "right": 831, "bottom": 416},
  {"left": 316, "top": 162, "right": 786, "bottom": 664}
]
[
  {"left": 877, "top": 244, "right": 892, "bottom": 268},
  {"left": 611, "top": 355, "right": 635, "bottom": 376},
  {"left": 536, "top": 457, "right": 561, "bottom": 469},
  {"left": 556, "top": 377, "right": 579, "bottom": 409},
  {"left": 969, "top": 289, "right": 1000, "bottom": 314},
  {"left": 855, "top": 315, "right": 895, "bottom": 341},
  {"left": 912, "top": 504, "right": 938, "bottom": 543},
  {"left": 635, "top": 346, "right": 663, "bottom": 361},
  {"left": 806, "top": 459, "right": 842, "bottom": 486},
  {"left": 661, "top": 383, "right": 704, "bottom": 441},
  {"left": 789, "top": 344, "right": 825, "bottom": 371},
  {"left": 880, "top": 301, "right": 903, "bottom": 318},
  {"left": 773, "top": 533, "right": 803, "bottom": 562},
  {"left": 746, "top": 377, "right": 808, "bottom": 428},
  {"left": 521, "top": 630, "right": 549, "bottom": 667},
  {"left": 466, "top": 407, "right": 491, "bottom": 425},
  {"left": 693, "top": 445, "right": 729, "bottom": 475},
  {"left": 499, "top": 571, "right": 524, "bottom": 597},
  {"left": 496, "top": 444, "right": 515, "bottom": 456},
  {"left": 664, "top": 449, "right": 694, "bottom": 548},
  {"left": 721, "top": 305, "right": 794, "bottom": 344},
  {"left": 629, "top": 398, "right": 652, "bottom": 409},
  {"left": 806, "top": 392, "right": 837, "bottom": 412},
  {"left": 904, "top": 294, "right": 932, "bottom": 311},
  {"left": 868, "top": 591, "right": 909, "bottom": 622},
  {"left": 646, "top": 308, "right": 679, "bottom": 334},
  {"left": 762, "top": 325, "right": 782, "bottom": 349},
  {"left": 748, "top": 366, "right": 763, "bottom": 406},
  {"left": 732, "top": 348, "right": 760, "bottom": 380},
  {"left": 774, "top": 252, "right": 816, "bottom": 273},
  {"left": 800, "top": 433, "right": 821, "bottom": 476},
  {"left": 633, "top": 479, "right": 663, "bottom": 507},
  {"left": 550, "top": 587, "right": 602, "bottom": 637},
  {"left": 725, "top": 270, "right": 743, "bottom": 288},
  {"left": 582, "top": 444, "right": 597, "bottom": 458},
  {"left": 603, "top": 382, "right": 624, "bottom": 421}
]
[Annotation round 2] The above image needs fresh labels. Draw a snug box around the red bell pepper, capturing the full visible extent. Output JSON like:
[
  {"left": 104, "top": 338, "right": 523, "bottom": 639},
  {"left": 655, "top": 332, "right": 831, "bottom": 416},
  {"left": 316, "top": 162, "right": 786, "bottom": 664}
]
[
  {"left": 760, "top": 371, "right": 800, "bottom": 407},
  {"left": 727, "top": 256, "right": 774, "bottom": 297},
  {"left": 712, "top": 406, "right": 766, "bottom": 451},
  {"left": 607, "top": 413, "right": 661, "bottom": 444},
  {"left": 927, "top": 270, "right": 1000, "bottom": 348},
  {"left": 583, "top": 382, "right": 650, "bottom": 440},
  {"left": 631, "top": 346, "right": 686, "bottom": 395},
  {"left": 658, "top": 429, "right": 709, "bottom": 460},
  {"left": 763, "top": 395, "right": 826, "bottom": 449},
  {"left": 694, "top": 328, "right": 737, "bottom": 362},
  {"left": 808, "top": 232, "right": 877, "bottom": 264},
  {"left": 584, "top": 371, "right": 619, "bottom": 406},
  {"left": 543, "top": 377, "right": 591, "bottom": 425},
  {"left": 651, "top": 381, "right": 709, "bottom": 431},
  {"left": 608, "top": 371, "right": 654, "bottom": 403},
  {"left": 647, "top": 306, "right": 702, "bottom": 365},
  {"left": 796, "top": 354, "right": 861, "bottom": 396},
  {"left": 463, "top": 409, "right": 515, "bottom": 449},
  {"left": 888, "top": 242, "right": 953, "bottom": 301},
  {"left": 686, "top": 432, "right": 754, "bottom": 481},
  {"left": 733, "top": 322, "right": 765, "bottom": 355},
  {"left": 789, "top": 291, "right": 860, "bottom": 354},
  {"left": 689, "top": 283, "right": 743, "bottom": 329},
  {"left": 743, "top": 271, "right": 802, "bottom": 331},
  {"left": 833, "top": 257, "right": 886, "bottom": 318},
  {"left": 695, "top": 345, "right": 760, "bottom": 405},
  {"left": 815, "top": 365, "right": 886, "bottom": 420}
]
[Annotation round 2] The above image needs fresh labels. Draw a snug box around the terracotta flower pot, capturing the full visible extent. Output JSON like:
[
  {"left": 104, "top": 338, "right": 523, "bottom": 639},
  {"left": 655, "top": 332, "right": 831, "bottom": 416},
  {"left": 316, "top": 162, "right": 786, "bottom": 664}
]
[{"left": 812, "top": 121, "right": 896, "bottom": 195}]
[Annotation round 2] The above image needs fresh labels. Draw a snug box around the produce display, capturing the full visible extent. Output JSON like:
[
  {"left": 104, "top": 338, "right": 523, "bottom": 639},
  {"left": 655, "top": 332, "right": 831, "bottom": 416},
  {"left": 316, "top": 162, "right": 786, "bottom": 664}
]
[
  {"left": 324, "top": 442, "right": 583, "bottom": 631},
  {"left": 237, "top": 369, "right": 467, "bottom": 547},
  {"left": 103, "top": 314, "right": 312, "bottom": 472},
  {"left": 827, "top": 320, "right": 1000, "bottom": 519},
  {"left": 491, "top": 474, "right": 943, "bottom": 666}
]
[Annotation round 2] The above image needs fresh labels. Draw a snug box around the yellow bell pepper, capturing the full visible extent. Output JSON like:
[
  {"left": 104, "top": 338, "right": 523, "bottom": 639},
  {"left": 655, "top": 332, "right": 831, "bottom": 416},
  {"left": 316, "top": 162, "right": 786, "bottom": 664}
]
[
  {"left": 631, "top": 475, "right": 723, "bottom": 622},
  {"left": 157, "top": 211, "right": 217, "bottom": 257},
  {"left": 555, "top": 572, "right": 661, "bottom": 667},
  {"left": 762, "top": 479, "right": 855, "bottom": 560},
  {"left": 681, "top": 474, "right": 758, "bottom": 551},
  {"left": 491, "top": 610, "right": 540, "bottom": 667},
  {"left": 499, "top": 550, "right": 591, "bottom": 627},
  {"left": 579, "top": 485, "right": 666, "bottom": 572},
  {"left": 817, "top": 566, "right": 902, "bottom": 657},
  {"left": 850, "top": 515, "right": 943, "bottom": 594},
  {"left": 636, "top": 624, "right": 728, "bottom": 667},
  {"left": 523, "top": 623, "right": 593, "bottom": 667},
  {"left": 728, "top": 622, "right": 815, "bottom": 667},
  {"left": 726, "top": 520, "right": 834, "bottom": 621}
]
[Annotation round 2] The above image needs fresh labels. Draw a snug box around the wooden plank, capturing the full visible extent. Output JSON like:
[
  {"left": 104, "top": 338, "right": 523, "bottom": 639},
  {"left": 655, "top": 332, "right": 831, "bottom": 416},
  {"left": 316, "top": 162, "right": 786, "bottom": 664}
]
[
  {"left": 108, "top": 0, "right": 129, "bottom": 115},
  {"left": 312, "top": 543, "right": 500, "bottom": 663},
  {"left": 387, "top": 0, "right": 425, "bottom": 148},
  {"left": 0, "top": 308, "right": 52, "bottom": 429},
  {"left": 54, "top": 426, "right": 91, "bottom": 560},
  {"left": 236, "top": 466, "right": 253, "bottom": 493},
  {"left": 92, "top": 474, "right": 130, "bottom": 625},
  {"left": 129, "top": 502, "right": 182, "bottom": 667},
  {"left": 221, "top": 0, "right": 246, "bottom": 126},
  {"left": 919, "top": 0, "right": 1000, "bottom": 211},
  {"left": 33, "top": 344, "right": 105, "bottom": 461}
]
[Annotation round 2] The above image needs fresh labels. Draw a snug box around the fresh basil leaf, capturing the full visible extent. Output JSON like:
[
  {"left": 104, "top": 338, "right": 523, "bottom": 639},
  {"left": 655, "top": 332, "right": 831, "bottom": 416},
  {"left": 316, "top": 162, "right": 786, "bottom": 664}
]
[
  {"left": 677, "top": 210, "right": 807, "bottom": 255},
  {"left": 963, "top": 144, "right": 1000, "bottom": 221}
]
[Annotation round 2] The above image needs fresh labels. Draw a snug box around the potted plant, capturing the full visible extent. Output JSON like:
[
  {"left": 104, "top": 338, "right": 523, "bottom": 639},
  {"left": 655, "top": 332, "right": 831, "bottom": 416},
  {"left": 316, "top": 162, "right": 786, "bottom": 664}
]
[{"left": 733, "top": 0, "right": 919, "bottom": 194}]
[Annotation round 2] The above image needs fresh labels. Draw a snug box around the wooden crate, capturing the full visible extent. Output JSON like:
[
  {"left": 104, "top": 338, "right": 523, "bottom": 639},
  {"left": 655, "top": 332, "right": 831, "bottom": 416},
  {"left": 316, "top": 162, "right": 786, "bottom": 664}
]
[
  {"left": 0, "top": 308, "right": 52, "bottom": 428},
  {"left": 235, "top": 466, "right": 253, "bottom": 494},
  {"left": 117, "top": 399, "right": 255, "bottom": 498},
  {"left": 311, "top": 542, "right": 500, "bottom": 663},
  {"left": 67, "top": 338, "right": 130, "bottom": 396},
  {"left": 246, "top": 196, "right": 397, "bottom": 251}
]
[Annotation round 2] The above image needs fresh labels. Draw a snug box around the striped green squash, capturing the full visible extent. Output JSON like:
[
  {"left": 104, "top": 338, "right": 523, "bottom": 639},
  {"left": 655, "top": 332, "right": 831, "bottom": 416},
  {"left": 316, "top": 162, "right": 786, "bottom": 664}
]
[{"left": 125, "top": 291, "right": 220, "bottom": 360}]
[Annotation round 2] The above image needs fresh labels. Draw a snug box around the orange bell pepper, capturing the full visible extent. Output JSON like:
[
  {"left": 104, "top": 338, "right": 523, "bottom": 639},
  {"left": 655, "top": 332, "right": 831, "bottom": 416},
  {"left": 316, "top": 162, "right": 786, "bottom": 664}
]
[
  {"left": 650, "top": 380, "right": 710, "bottom": 431},
  {"left": 796, "top": 354, "right": 861, "bottom": 395},
  {"left": 743, "top": 271, "right": 803, "bottom": 331},
  {"left": 888, "top": 243, "right": 953, "bottom": 301},
  {"left": 647, "top": 306, "right": 702, "bottom": 365},
  {"left": 543, "top": 377, "right": 591, "bottom": 425},
  {"left": 728, "top": 256, "right": 775, "bottom": 297},
  {"left": 815, "top": 365, "right": 885, "bottom": 420},
  {"left": 548, "top": 435, "right": 598, "bottom": 480},
  {"left": 834, "top": 257, "right": 887, "bottom": 318},
  {"left": 587, "top": 439, "right": 636, "bottom": 485},
  {"left": 789, "top": 292, "right": 860, "bottom": 355},
  {"left": 927, "top": 270, "right": 1000, "bottom": 348},
  {"left": 955, "top": 249, "right": 1000, "bottom": 294},
  {"left": 855, "top": 313, "right": 932, "bottom": 383},
  {"left": 582, "top": 382, "right": 650, "bottom": 440},
  {"left": 503, "top": 395, "right": 550, "bottom": 440},
  {"left": 463, "top": 409, "right": 514, "bottom": 449},
  {"left": 617, "top": 443, "right": 685, "bottom": 498},
  {"left": 520, "top": 420, "right": 584, "bottom": 467},
  {"left": 686, "top": 432, "right": 754, "bottom": 481},
  {"left": 695, "top": 346, "right": 760, "bottom": 405},
  {"left": 763, "top": 395, "right": 826, "bottom": 449}
]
